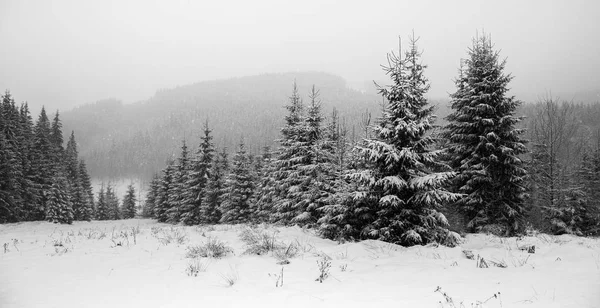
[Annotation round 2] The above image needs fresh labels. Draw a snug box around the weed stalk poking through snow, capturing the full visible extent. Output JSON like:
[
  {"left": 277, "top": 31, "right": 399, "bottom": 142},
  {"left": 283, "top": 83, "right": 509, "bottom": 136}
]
[{"left": 315, "top": 255, "right": 331, "bottom": 283}]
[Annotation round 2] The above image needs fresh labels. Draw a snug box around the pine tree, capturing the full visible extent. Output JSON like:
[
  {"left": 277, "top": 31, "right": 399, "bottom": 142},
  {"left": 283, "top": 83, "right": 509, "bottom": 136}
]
[
  {"left": 49, "top": 111, "right": 65, "bottom": 171},
  {"left": 106, "top": 184, "right": 120, "bottom": 220},
  {"left": 122, "top": 183, "right": 137, "bottom": 219},
  {"left": 181, "top": 121, "right": 215, "bottom": 225},
  {"left": 200, "top": 147, "right": 227, "bottom": 224},
  {"left": 95, "top": 184, "right": 110, "bottom": 220},
  {"left": 290, "top": 86, "right": 337, "bottom": 226},
  {"left": 270, "top": 82, "right": 307, "bottom": 223},
  {"left": 340, "top": 36, "right": 459, "bottom": 246},
  {"left": 45, "top": 177, "right": 74, "bottom": 224},
  {"left": 253, "top": 146, "right": 276, "bottom": 223},
  {"left": 142, "top": 174, "right": 160, "bottom": 218},
  {"left": 30, "top": 107, "right": 54, "bottom": 220},
  {"left": 443, "top": 34, "right": 528, "bottom": 234},
  {"left": 155, "top": 161, "right": 176, "bottom": 222},
  {"left": 18, "top": 102, "right": 39, "bottom": 220},
  {"left": 220, "top": 139, "right": 254, "bottom": 224},
  {"left": 78, "top": 160, "right": 94, "bottom": 220},
  {"left": 166, "top": 140, "right": 190, "bottom": 224},
  {"left": 0, "top": 92, "right": 24, "bottom": 222}
]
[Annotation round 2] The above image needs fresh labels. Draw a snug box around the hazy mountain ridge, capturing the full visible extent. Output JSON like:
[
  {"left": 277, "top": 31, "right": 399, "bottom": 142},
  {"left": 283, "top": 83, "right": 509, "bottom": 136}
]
[{"left": 62, "top": 72, "right": 383, "bottom": 180}]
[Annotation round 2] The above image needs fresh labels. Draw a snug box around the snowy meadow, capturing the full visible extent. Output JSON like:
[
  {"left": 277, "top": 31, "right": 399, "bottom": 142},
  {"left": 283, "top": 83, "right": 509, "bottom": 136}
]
[{"left": 1, "top": 219, "right": 599, "bottom": 308}]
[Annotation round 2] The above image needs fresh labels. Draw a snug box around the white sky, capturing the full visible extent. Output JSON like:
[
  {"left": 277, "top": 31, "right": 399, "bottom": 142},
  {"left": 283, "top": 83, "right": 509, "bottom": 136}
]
[{"left": 0, "top": 0, "right": 598, "bottom": 111}]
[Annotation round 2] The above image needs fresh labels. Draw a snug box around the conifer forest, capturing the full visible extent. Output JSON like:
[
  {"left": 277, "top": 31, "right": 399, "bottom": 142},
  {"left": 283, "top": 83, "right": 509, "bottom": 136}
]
[{"left": 2, "top": 34, "right": 599, "bottom": 243}]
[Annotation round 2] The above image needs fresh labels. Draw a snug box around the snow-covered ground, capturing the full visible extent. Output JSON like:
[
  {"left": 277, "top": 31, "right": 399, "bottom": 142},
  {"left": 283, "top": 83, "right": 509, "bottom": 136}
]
[{"left": 1, "top": 219, "right": 599, "bottom": 308}]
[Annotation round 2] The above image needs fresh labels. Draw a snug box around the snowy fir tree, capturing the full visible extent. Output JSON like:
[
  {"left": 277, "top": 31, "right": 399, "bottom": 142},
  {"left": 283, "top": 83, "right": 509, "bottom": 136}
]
[
  {"left": 220, "top": 139, "right": 254, "bottom": 224},
  {"left": 166, "top": 140, "right": 190, "bottom": 224},
  {"left": 270, "top": 82, "right": 308, "bottom": 223},
  {"left": 154, "top": 160, "right": 176, "bottom": 223},
  {"left": 343, "top": 36, "right": 459, "bottom": 246},
  {"left": 443, "top": 34, "right": 528, "bottom": 234},
  {"left": 78, "top": 160, "right": 95, "bottom": 220},
  {"left": 45, "top": 177, "right": 74, "bottom": 224},
  {"left": 105, "top": 184, "right": 121, "bottom": 220},
  {"left": 142, "top": 174, "right": 160, "bottom": 218},
  {"left": 290, "top": 86, "right": 337, "bottom": 226},
  {"left": 253, "top": 146, "right": 277, "bottom": 223},
  {"left": 200, "top": 147, "right": 227, "bottom": 224},
  {"left": 95, "top": 184, "right": 110, "bottom": 220},
  {"left": 122, "top": 183, "right": 137, "bottom": 219},
  {"left": 181, "top": 121, "right": 215, "bottom": 225}
]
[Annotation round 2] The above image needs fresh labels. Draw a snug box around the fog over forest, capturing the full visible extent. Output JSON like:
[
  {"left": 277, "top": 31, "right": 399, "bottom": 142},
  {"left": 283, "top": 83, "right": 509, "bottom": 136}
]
[{"left": 1, "top": 0, "right": 599, "bottom": 114}]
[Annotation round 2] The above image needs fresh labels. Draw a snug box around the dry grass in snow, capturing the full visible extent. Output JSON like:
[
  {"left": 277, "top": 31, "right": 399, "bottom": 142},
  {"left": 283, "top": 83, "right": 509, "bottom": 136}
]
[{"left": 1, "top": 219, "right": 599, "bottom": 308}]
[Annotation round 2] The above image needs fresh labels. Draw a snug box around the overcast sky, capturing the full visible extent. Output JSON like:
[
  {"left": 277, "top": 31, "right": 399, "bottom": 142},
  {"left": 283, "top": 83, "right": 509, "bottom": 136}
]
[{"left": 0, "top": 0, "right": 598, "bottom": 112}]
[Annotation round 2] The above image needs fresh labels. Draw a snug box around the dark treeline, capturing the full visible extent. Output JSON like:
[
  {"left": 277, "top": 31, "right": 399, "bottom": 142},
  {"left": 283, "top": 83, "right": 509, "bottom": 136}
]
[
  {"left": 0, "top": 92, "right": 140, "bottom": 224},
  {"left": 0, "top": 92, "right": 96, "bottom": 223},
  {"left": 141, "top": 34, "right": 600, "bottom": 246}
]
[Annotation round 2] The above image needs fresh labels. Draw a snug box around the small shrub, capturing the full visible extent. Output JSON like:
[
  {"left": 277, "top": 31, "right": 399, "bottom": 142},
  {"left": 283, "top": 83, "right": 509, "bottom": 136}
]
[
  {"left": 185, "top": 259, "right": 209, "bottom": 277},
  {"left": 273, "top": 242, "right": 299, "bottom": 262},
  {"left": 315, "top": 256, "right": 331, "bottom": 283},
  {"left": 239, "top": 227, "right": 283, "bottom": 255},
  {"left": 220, "top": 266, "right": 239, "bottom": 287},
  {"left": 186, "top": 237, "right": 233, "bottom": 259},
  {"left": 339, "top": 264, "right": 348, "bottom": 272}
]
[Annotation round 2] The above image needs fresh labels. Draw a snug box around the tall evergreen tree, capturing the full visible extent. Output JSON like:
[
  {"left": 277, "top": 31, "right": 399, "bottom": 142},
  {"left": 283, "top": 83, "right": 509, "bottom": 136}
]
[
  {"left": 155, "top": 160, "right": 176, "bottom": 222},
  {"left": 143, "top": 174, "right": 160, "bottom": 218},
  {"left": 270, "top": 82, "right": 307, "bottom": 223},
  {"left": 0, "top": 92, "right": 24, "bottom": 222},
  {"left": 95, "top": 184, "right": 110, "bottom": 220},
  {"left": 45, "top": 177, "right": 73, "bottom": 224},
  {"left": 166, "top": 140, "right": 190, "bottom": 224},
  {"left": 18, "top": 102, "right": 39, "bottom": 220},
  {"left": 200, "top": 147, "right": 227, "bottom": 224},
  {"left": 30, "top": 107, "right": 54, "bottom": 220},
  {"left": 78, "top": 160, "right": 94, "bottom": 220},
  {"left": 122, "top": 183, "right": 137, "bottom": 219},
  {"left": 291, "top": 86, "right": 337, "bottom": 226},
  {"left": 106, "top": 184, "right": 120, "bottom": 220},
  {"left": 220, "top": 139, "right": 254, "bottom": 224},
  {"left": 49, "top": 111, "right": 64, "bottom": 170},
  {"left": 443, "top": 34, "right": 528, "bottom": 234},
  {"left": 181, "top": 121, "right": 215, "bottom": 225},
  {"left": 336, "top": 36, "right": 459, "bottom": 246}
]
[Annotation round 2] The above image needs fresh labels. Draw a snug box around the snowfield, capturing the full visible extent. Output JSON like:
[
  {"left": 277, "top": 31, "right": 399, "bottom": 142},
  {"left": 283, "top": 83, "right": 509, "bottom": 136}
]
[{"left": 1, "top": 219, "right": 599, "bottom": 308}]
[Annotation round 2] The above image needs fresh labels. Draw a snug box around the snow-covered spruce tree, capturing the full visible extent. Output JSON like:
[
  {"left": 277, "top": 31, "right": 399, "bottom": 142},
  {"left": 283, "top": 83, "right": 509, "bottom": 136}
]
[
  {"left": 106, "top": 184, "right": 120, "bottom": 220},
  {"left": 78, "top": 160, "right": 94, "bottom": 220},
  {"left": 181, "top": 121, "right": 215, "bottom": 225},
  {"left": 142, "top": 174, "right": 160, "bottom": 218},
  {"left": 30, "top": 107, "right": 54, "bottom": 220},
  {"left": 95, "top": 184, "right": 110, "bottom": 220},
  {"left": 166, "top": 140, "right": 189, "bottom": 224},
  {"left": 200, "top": 147, "right": 227, "bottom": 224},
  {"left": 253, "top": 146, "right": 276, "bottom": 223},
  {"left": 18, "top": 102, "right": 39, "bottom": 221},
  {"left": 347, "top": 36, "right": 459, "bottom": 246},
  {"left": 122, "top": 183, "right": 137, "bottom": 219},
  {"left": 270, "top": 82, "right": 309, "bottom": 224},
  {"left": 49, "top": 111, "right": 64, "bottom": 172},
  {"left": 0, "top": 93, "right": 24, "bottom": 222},
  {"left": 45, "top": 176, "right": 74, "bottom": 224},
  {"left": 443, "top": 34, "right": 528, "bottom": 235},
  {"left": 290, "top": 86, "right": 337, "bottom": 226},
  {"left": 154, "top": 160, "right": 176, "bottom": 223},
  {"left": 220, "top": 139, "right": 254, "bottom": 224}
]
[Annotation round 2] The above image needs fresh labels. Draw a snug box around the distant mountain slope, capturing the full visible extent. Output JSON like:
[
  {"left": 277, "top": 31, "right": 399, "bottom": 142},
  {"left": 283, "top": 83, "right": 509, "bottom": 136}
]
[{"left": 62, "top": 72, "right": 383, "bottom": 180}]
